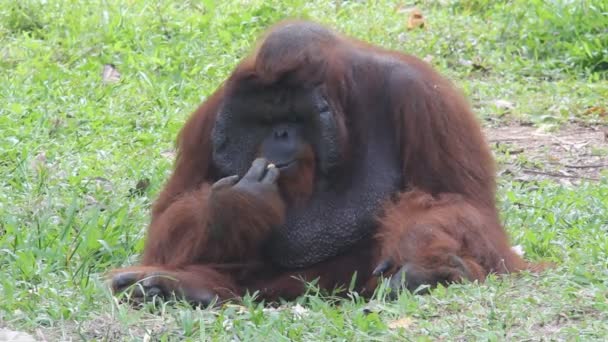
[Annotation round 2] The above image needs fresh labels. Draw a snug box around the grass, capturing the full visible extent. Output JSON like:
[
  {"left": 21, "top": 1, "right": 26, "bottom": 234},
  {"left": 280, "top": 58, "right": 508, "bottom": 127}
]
[{"left": 1, "top": 0, "right": 607, "bottom": 340}]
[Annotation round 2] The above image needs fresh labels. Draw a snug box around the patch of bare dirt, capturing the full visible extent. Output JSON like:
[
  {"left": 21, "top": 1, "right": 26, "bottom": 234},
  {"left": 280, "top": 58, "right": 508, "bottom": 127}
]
[
  {"left": 33, "top": 313, "right": 176, "bottom": 342},
  {"left": 0, "top": 328, "right": 38, "bottom": 342},
  {"left": 484, "top": 124, "right": 608, "bottom": 184}
]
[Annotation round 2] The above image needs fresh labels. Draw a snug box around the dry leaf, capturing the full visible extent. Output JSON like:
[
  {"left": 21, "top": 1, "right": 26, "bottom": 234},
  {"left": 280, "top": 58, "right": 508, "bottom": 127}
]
[
  {"left": 102, "top": 64, "right": 121, "bottom": 84},
  {"left": 423, "top": 55, "right": 434, "bottom": 63},
  {"left": 30, "top": 151, "right": 47, "bottom": 171},
  {"left": 84, "top": 195, "right": 99, "bottom": 206},
  {"left": 161, "top": 149, "right": 176, "bottom": 160},
  {"left": 388, "top": 316, "right": 414, "bottom": 329},
  {"left": 394, "top": 4, "right": 408, "bottom": 14},
  {"left": 92, "top": 176, "right": 114, "bottom": 192},
  {"left": 363, "top": 300, "right": 384, "bottom": 315},
  {"left": 407, "top": 8, "right": 425, "bottom": 30},
  {"left": 292, "top": 303, "right": 309, "bottom": 319},
  {"left": 472, "top": 62, "right": 490, "bottom": 73},
  {"left": 459, "top": 59, "right": 473, "bottom": 67},
  {"left": 494, "top": 100, "right": 515, "bottom": 110},
  {"left": 129, "top": 178, "right": 151, "bottom": 197},
  {"left": 583, "top": 106, "right": 607, "bottom": 117},
  {"left": 49, "top": 117, "right": 64, "bottom": 136},
  {"left": 223, "top": 303, "right": 249, "bottom": 314}
]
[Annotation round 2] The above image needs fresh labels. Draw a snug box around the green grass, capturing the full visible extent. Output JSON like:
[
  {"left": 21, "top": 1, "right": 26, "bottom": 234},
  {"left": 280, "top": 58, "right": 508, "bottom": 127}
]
[{"left": 1, "top": 0, "right": 607, "bottom": 340}]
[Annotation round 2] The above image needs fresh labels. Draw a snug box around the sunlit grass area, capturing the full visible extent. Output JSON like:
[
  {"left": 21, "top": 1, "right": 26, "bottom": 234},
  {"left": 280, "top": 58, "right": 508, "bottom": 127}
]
[{"left": 1, "top": 0, "right": 607, "bottom": 340}]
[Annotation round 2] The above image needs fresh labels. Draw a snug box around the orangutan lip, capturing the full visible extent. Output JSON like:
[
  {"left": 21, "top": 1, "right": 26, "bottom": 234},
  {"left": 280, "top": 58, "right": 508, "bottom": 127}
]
[{"left": 274, "top": 160, "right": 297, "bottom": 170}]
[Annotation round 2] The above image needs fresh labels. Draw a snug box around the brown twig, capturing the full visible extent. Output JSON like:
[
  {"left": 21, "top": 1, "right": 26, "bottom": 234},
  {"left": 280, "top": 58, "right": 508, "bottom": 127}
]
[
  {"left": 522, "top": 169, "right": 599, "bottom": 181},
  {"left": 563, "top": 163, "right": 608, "bottom": 169}
]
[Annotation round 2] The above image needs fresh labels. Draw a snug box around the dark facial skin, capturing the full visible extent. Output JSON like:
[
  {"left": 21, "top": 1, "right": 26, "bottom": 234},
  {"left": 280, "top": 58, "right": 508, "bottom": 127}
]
[
  {"left": 211, "top": 82, "right": 403, "bottom": 268},
  {"left": 212, "top": 85, "right": 341, "bottom": 179},
  {"left": 259, "top": 123, "right": 305, "bottom": 173}
]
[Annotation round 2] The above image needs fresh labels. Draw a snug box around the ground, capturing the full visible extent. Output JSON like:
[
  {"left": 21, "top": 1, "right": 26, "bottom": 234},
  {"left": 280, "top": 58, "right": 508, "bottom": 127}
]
[
  {"left": 1, "top": 0, "right": 607, "bottom": 341},
  {"left": 488, "top": 124, "right": 607, "bottom": 183}
]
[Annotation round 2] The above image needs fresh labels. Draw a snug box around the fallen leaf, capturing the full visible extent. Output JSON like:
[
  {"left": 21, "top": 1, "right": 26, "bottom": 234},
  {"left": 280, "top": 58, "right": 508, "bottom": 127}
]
[
  {"left": 292, "top": 303, "right": 309, "bottom": 319},
  {"left": 129, "top": 178, "right": 151, "bottom": 197},
  {"left": 508, "top": 148, "right": 524, "bottom": 155},
  {"left": 363, "top": 300, "right": 384, "bottom": 315},
  {"left": 102, "top": 64, "right": 121, "bottom": 84},
  {"left": 224, "top": 303, "right": 249, "bottom": 314},
  {"left": 92, "top": 176, "right": 114, "bottom": 192},
  {"left": 407, "top": 8, "right": 425, "bottom": 30},
  {"left": 161, "top": 149, "right": 176, "bottom": 160},
  {"left": 30, "top": 151, "right": 47, "bottom": 171},
  {"left": 388, "top": 316, "right": 414, "bottom": 329},
  {"left": 49, "top": 117, "right": 64, "bottom": 136},
  {"left": 472, "top": 61, "right": 490, "bottom": 73},
  {"left": 498, "top": 168, "right": 515, "bottom": 177},
  {"left": 84, "top": 195, "right": 99, "bottom": 206},
  {"left": 394, "top": 4, "right": 409, "bottom": 14},
  {"left": 494, "top": 100, "right": 514, "bottom": 110},
  {"left": 459, "top": 59, "right": 473, "bottom": 67},
  {"left": 583, "top": 106, "right": 607, "bottom": 117}
]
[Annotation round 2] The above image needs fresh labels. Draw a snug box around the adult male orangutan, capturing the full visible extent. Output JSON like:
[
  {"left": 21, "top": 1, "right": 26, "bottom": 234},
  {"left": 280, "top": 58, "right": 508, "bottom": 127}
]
[{"left": 109, "top": 20, "right": 541, "bottom": 306}]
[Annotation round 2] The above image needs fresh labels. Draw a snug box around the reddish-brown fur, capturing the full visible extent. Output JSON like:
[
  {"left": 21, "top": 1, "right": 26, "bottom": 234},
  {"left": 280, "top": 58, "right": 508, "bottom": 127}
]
[
  {"left": 276, "top": 146, "right": 315, "bottom": 206},
  {"left": 376, "top": 190, "right": 529, "bottom": 282},
  {"left": 109, "top": 21, "right": 542, "bottom": 305}
]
